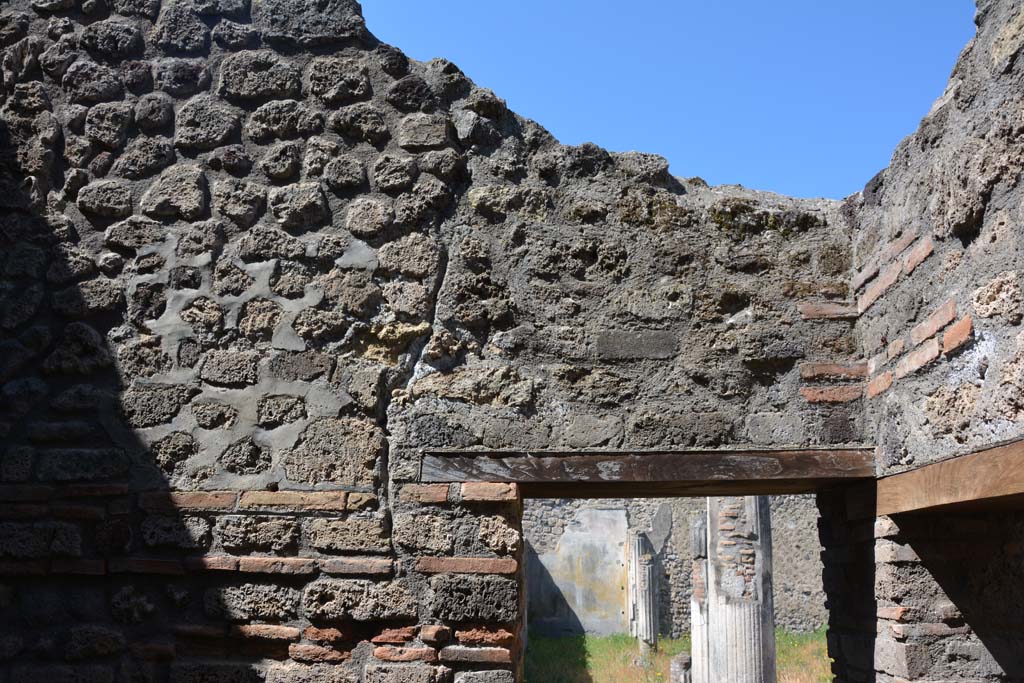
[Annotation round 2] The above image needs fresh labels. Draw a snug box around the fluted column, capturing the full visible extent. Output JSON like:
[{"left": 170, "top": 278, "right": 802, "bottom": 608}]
[
  {"left": 689, "top": 515, "right": 710, "bottom": 683},
  {"left": 705, "top": 496, "right": 776, "bottom": 683},
  {"left": 628, "top": 531, "right": 658, "bottom": 661}
]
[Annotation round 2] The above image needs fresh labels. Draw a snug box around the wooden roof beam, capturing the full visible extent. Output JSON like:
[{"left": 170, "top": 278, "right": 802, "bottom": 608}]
[
  {"left": 874, "top": 438, "right": 1024, "bottom": 517},
  {"left": 419, "top": 447, "right": 876, "bottom": 499}
]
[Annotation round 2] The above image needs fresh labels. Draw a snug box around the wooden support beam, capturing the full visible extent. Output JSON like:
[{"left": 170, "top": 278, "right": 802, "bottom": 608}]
[
  {"left": 419, "top": 447, "right": 875, "bottom": 499},
  {"left": 876, "top": 438, "right": 1024, "bottom": 516}
]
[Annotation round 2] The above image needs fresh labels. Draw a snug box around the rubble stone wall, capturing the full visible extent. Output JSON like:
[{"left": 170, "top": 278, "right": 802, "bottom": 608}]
[
  {"left": 853, "top": 0, "right": 1024, "bottom": 474},
  {"left": 0, "top": 0, "right": 1022, "bottom": 680},
  {"left": 819, "top": 0, "right": 1024, "bottom": 680}
]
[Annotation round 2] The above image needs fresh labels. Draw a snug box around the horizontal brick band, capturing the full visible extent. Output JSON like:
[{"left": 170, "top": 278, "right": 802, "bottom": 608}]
[
  {"left": 799, "top": 361, "right": 868, "bottom": 380},
  {"left": 943, "top": 315, "right": 973, "bottom": 355},
  {"left": 109, "top": 558, "right": 185, "bottom": 575},
  {"left": 238, "top": 557, "right": 318, "bottom": 575},
  {"left": 371, "top": 626, "right": 418, "bottom": 644},
  {"left": 902, "top": 235, "right": 933, "bottom": 275},
  {"left": 239, "top": 490, "right": 350, "bottom": 511},
  {"left": 799, "top": 385, "right": 864, "bottom": 404},
  {"left": 867, "top": 372, "right": 894, "bottom": 399},
  {"left": 895, "top": 337, "right": 940, "bottom": 379},
  {"left": 455, "top": 627, "right": 516, "bottom": 646},
  {"left": 373, "top": 646, "right": 438, "bottom": 662},
  {"left": 289, "top": 643, "right": 351, "bottom": 663},
  {"left": 321, "top": 557, "right": 394, "bottom": 576},
  {"left": 231, "top": 624, "right": 303, "bottom": 641},
  {"left": 67, "top": 555, "right": 400, "bottom": 578},
  {"left": 415, "top": 556, "right": 518, "bottom": 574},
  {"left": 402, "top": 484, "right": 450, "bottom": 504},
  {"left": 439, "top": 645, "right": 513, "bottom": 664},
  {"left": 139, "top": 491, "right": 238, "bottom": 511},
  {"left": 460, "top": 483, "right": 518, "bottom": 502},
  {"left": 858, "top": 261, "right": 902, "bottom": 314},
  {"left": 910, "top": 298, "right": 956, "bottom": 346},
  {"left": 797, "top": 301, "right": 859, "bottom": 320}
]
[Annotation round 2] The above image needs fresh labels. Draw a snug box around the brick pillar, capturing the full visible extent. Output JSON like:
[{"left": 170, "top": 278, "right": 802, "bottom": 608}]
[
  {"left": 816, "top": 490, "right": 876, "bottom": 682},
  {"left": 705, "top": 496, "right": 776, "bottom": 683}
]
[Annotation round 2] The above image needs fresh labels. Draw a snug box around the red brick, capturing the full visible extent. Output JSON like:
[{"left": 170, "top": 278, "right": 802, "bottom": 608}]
[
  {"left": 0, "top": 504, "right": 47, "bottom": 519},
  {"left": 902, "top": 235, "right": 934, "bottom": 275},
  {"left": 910, "top": 299, "right": 956, "bottom": 345},
  {"left": 887, "top": 338, "right": 905, "bottom": 360},
  {"left": 346, "top": 492, "right": 378, "bottom": 510},
  {"left": 894, "top": 337, "right": 940, "bottom": 379},
  {"left": 851, "top": 261, "right": 880, "bottom": 292},
  {"left": 460, "top": 483, "right": 518, "bottom": 502},
  {"left": 858, "top": 261, "right": 902, "bottom": 313},
  {"left": 867, "top": 350, "right": 888, "bottom": 376},
  {"left": 51, "top": 503, "right": 105, "bottom": 520},
  {"left": 455, "top": 627, "right": 516, "bottom": 647},
  {"left": 289, "top": 643, "right": 350, "bottom": 663},
  {"left": 866, "top": 372, "right": 894, "bottom": 399},
  {"left": 0, "top": 560, "right": 47, "bottom": 575},
  {"left": 109, "top": 558, "right": 185, "bottom": 575},
  {"left": 184, "top": 555, "right": 239, "bottom": 572},
  {"left": 238, "top": 490, "right": 347, "bottom": 511},
  {"left": 372, "top": 627, "right": 418, "bottom": 644},
  {"left": 373, "top": 646, "right": 438, "bottom": 662},
  {"left": 236, "top": 637, "right": 291, "bottom": 660},
  {"left": 438, "top": 646, "right": 512, "bottom": 664},
  {"left": 415, "top": 557, "right": 518, "bottom": 575},
  {"left": 58, "top": 484, "right": 131, "bottom": 497},
  {"left": 880, "top": 229, "right": 919, "bottom": 262},
  {"left": 173, "top": 624, "right": 226, "bottom": 639},
  {"left": 303, "top": 626, "right": 353, "bottom": 644},
  {"left": 238, "top": 556, "right": 318, "bottom": 575},
  {"left": 138, "top": 491, "right": 237, "bottom": 512},
  {"left": 0, "top": 485, "right": 53, "bottom": 502},
  {"left": 796, "top": 301, "right": 858, "bottom": 320},
  {"left": 876, "top": 606, "right": 912, "bottom": 622},
  {"left": 51, "top": 559, "right": 106, "bottom": 575},
  {"left": 799, "top": 385, "right": 863, "bottom": 404},
  {"left": 175, "top": 635, "right": 228, "bottom": 658},
  {"left": 420, "top": 625, "right": 452, "bottom": 644},
  {"left": 320, "top": 557, "right": 393, "bottom": 576},
  {"left": 799, "top": 362, "right": 868, "bottom": 380},
  {"left": 943, "top": 315, "right": 973, "bottom": 355},
  {"left": 402, "top": 484, "right": 450, "bottom": 504},
  {"left": 231, "top": 625, "right": 302, "bottom": 641}
]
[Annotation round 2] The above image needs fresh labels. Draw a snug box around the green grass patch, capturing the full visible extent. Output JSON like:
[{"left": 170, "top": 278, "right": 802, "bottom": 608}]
[{"left": 525, "top": 629, "right": 832, "bottom": 683}]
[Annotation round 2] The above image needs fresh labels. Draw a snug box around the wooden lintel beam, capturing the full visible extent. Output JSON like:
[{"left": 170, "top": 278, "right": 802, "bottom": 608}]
[
  {"left": 876, "top": 438, "right": 1024, "bottom": 516},
  {"left": 420, "top": 447, "right": 875, "bottom": 499}
]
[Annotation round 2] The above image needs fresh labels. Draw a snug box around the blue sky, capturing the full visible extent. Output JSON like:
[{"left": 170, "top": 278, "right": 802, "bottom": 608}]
[{"left": 363, "top": 1, "right": 975, "bottom": 199}]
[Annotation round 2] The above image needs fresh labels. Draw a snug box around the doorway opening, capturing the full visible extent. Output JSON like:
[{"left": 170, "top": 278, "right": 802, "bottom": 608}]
[{"left": 521, "top": 495, "right": 830, "bottom": 683}]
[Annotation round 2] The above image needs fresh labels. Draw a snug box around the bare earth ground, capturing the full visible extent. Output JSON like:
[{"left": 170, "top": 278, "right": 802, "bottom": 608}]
[{"left": 525, "top": 630, "right": 831, "bottom": 683}]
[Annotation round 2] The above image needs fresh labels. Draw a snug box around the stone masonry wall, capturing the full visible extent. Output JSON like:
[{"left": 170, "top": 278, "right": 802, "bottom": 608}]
[
  {"left": 853, "top": 0, "right": 1024, "bottom": 475},
  {"left": 0, "top": 0, "right": 858, "bottom": 680},
  {"left": 818, "top": 0, "right": 1024, "bottom": 680},
  {"left": 3, "top": 0, "right": 1024, "bottom": 680}
]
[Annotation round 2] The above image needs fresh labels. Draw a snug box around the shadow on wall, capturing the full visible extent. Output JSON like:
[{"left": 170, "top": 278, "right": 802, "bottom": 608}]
[
  {"left": 525, "top": 541, "right": 588, "bottom": 638},
  {"left": 817, "top": 491, "right": 876, "bottom": 682},
  {"left": 524, "top": 543, "right": 593, "bottom": 683},
  {"left": 898, "top": 511, "right": 1024, "bottom": 679},
  {"left": 0, "top": 109, "right": 205, "bottom": 674}
]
